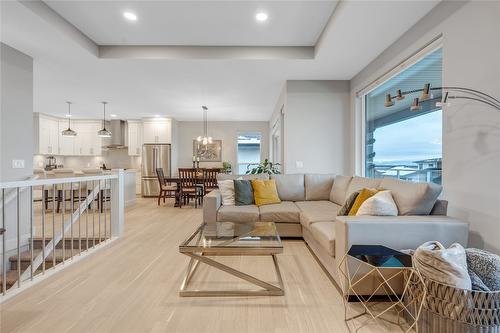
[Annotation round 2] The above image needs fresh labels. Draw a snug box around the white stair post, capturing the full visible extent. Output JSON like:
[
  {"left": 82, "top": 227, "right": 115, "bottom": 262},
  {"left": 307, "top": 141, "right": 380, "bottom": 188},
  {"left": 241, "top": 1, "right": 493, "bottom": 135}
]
[{"left": 111, "top": 169, "right": 125, "bottom": 238}]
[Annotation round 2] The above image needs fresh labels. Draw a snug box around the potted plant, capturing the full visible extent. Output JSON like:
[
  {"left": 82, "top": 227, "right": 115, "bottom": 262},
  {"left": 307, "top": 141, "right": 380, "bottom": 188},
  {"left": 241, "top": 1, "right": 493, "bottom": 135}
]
[
  {"left": 222, "top": 161, "right": 232, "bottom": 174},
  {"left": 246, "top": 159, "right": 281, "bottom": 175}
]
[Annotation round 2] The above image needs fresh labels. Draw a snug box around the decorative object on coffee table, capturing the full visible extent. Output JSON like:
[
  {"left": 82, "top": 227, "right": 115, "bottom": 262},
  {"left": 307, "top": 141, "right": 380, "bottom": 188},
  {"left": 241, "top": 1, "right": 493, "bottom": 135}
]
[
  {"left": 179, "top": 221, "right": 284, "bottom": 297},
  {"left": 338, "top": 245, "right": 427, "bottom": 333}
]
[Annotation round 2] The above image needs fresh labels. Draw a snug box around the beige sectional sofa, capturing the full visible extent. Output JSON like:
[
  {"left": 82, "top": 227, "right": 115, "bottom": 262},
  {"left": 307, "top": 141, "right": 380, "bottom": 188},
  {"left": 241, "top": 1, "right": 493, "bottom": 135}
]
[{"left": 203, "top": 174, "right": 469, "bottom": 291}]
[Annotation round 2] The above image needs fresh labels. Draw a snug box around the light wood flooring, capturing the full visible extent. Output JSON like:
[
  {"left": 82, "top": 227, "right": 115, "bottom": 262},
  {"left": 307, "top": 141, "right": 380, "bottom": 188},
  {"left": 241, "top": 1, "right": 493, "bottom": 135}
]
[{"left": 1, "top": 198, "right": 403, "bottom": 333}]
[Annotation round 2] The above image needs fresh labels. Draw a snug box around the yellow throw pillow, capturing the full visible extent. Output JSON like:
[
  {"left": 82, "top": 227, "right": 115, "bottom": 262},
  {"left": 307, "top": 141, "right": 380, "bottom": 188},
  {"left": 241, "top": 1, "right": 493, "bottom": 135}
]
[
  {"left": 348, "top": 188, "right": 379, "bottom": 216},
  {"left": 251, "top": 179, "right": 281, "bottom": 206}
]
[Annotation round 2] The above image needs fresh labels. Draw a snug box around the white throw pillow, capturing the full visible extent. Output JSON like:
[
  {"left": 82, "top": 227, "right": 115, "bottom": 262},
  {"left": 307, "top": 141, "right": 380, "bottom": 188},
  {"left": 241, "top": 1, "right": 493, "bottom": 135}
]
[
  {"left": 356, "top": 190, "right": 398, "bottom": 216},
  {"left": 217, "top": 179, "right": 235, "bottom": 206}
]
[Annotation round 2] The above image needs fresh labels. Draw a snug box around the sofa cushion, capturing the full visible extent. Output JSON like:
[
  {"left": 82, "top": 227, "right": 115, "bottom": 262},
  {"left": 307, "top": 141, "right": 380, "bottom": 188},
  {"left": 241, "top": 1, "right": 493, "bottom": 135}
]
[
  {"left": 348, "top": 188, "right": 380, "bottom": 216},
  {"left": 338, "top": 190, "right": 360, "bottom": 216},
  {"left": 356, "top": 190, "right": 398, "bottom": 216},
  {"left": 217, "top": 205, "right": 260, "bottom": 222},
  {"left": 271, "top": 174, "right": 305, "bottom": 201},
  {"left": 234, "top": 180, "right": 254, "bottom": 206},
  {"left": 379, "top": 177, "right": 442, "bottom": 215},
  {"left": 305, "top": 174, "right": 336, "bottom": 200},
  {"left": 330, "top": 175, "right": 352, "bottom": 205},
  {"left": 310, "top": 222, "right": 336, "bottom": 257},
  {"left": 346, "top": 176, "right": 382, "bottom": 197},
  {"left": 259, "top": 201, "right": 301, "bottom": 223},
  {"left": 217, "top": 179, "right": 235, "bottom": 206},
  {"left": 251, "top": 179, "right": 281, "bottom": 206},
  {"left": 295, "top": 200, "right": 341, "bottom": 227},
  {"left": 217, "top": 173, "right": 269, "bottom": 181}
]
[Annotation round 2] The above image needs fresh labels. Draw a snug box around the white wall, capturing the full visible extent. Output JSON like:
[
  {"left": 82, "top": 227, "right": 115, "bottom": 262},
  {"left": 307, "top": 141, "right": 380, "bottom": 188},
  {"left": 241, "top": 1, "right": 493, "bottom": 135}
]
[
  {"left": 0, "top": 43, "right": 34, "bottom": 257},
  {"left": 1, "top": 43, "right": 33, "bottom": 181},
  {"left": 175, "top": 121, "right": 269, "bottom": 174},
  {"left": 350, "top": 1, "right": 500, "bottom": 253},
  {"left": 283, "top": 80, "right": 350, "bottom": 174}
]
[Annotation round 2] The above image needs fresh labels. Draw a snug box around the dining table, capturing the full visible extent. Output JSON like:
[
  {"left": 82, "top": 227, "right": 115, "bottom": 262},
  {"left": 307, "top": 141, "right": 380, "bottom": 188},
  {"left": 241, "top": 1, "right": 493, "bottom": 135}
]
[{"left": 164, "top": 177, "right": 204, "bottom": 207}]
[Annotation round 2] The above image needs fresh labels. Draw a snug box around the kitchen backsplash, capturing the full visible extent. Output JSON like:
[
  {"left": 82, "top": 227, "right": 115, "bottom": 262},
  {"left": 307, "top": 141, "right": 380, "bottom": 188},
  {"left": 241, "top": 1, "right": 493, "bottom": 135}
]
[{"left": 34, "top": 149, "right": 141, "bottom": 171}]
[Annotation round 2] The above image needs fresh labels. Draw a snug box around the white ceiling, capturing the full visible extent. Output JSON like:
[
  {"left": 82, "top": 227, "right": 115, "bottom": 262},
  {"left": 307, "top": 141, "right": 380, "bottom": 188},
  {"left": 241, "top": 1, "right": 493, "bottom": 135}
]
[
  {"left": 45, "top": 1, "right": 338, "bottom": 46},
  {"left": 0, "top": 0, "right": 440, "bottom": 121}
]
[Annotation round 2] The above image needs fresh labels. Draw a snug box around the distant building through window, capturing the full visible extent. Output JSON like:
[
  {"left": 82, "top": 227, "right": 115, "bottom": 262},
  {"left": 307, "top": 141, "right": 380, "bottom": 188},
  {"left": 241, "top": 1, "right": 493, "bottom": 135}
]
[
  {"left": 364, "top": 48, "right": 442, "bottom": 184},
  {"left": 237, "top": 133, "right": 261, "bottom": 175}
]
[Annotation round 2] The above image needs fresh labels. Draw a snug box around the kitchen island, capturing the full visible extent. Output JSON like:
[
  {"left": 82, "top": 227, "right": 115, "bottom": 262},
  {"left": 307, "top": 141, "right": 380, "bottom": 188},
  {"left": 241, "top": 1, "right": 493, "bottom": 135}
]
[{"left": 41, "top": 168, "right": 137, "bottom": 207}]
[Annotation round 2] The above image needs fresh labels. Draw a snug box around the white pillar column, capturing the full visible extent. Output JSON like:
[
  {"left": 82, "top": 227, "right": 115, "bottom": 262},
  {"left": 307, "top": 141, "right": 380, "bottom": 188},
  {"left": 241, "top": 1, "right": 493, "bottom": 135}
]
[{"left": 111, "top": 169, "right": 124, "bottom": 238}]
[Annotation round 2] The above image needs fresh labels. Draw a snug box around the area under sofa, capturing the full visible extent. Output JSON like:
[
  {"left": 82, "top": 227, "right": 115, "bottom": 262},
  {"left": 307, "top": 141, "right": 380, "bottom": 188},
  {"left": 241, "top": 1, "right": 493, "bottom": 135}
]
[{"left": 203, "top": 174, "right": 469, "bottom": 291}]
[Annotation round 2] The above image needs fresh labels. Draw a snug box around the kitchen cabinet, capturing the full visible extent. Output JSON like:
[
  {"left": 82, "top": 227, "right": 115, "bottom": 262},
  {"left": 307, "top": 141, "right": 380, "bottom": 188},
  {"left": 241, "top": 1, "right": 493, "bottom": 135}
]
[
  {"left": 34, "top": 113, "right": 102, "bottom": 156},
  {"left": 143, "top": 119, "right": 171, "bottom": 144},
  {"left": 34, "top": 114, "right": 59, "bottom": 155},
  {"left": 58, "top": 120, "right": 75, "bottom": 155},
  {"left": 74, "top": 121, "right": 102, "bottom": 156},
  {"left": 127, "top": 121, "right": 142, "bottom": 156}
]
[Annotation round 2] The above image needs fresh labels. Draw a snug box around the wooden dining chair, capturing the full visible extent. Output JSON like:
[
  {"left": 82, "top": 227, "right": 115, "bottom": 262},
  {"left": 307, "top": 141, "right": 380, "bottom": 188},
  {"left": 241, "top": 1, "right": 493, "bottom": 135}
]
[
  {"left": 203, "top": 168, "right": 220, "bottom": 195},
  {"left": 178, "top": 168, "right": 203, "bottom": 208},
  {"left": 156, "top": 168, "right": 177, "bottom": 206}
]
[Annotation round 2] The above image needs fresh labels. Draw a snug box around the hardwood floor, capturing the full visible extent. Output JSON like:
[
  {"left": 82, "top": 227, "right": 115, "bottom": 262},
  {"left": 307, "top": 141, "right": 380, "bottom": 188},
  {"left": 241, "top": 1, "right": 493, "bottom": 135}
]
[{"left": 1, "top": 198, "right": 400, "bottom": 333}]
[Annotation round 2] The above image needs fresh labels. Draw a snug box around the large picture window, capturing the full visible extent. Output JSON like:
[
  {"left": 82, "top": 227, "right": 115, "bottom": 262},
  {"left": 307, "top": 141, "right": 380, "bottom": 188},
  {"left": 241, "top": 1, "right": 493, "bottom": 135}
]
[
  {"left": 237, "top": 133, "right": 261, "bottom": 175},
  {"left": 364, "top": 48, "right": 442, "bottom": 184}
]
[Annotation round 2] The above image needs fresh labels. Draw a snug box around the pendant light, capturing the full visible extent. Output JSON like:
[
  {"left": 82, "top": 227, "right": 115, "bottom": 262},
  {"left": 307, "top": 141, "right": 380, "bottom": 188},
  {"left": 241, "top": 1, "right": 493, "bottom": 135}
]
[
  {"left": 97, "top": 101, "right": 112, "bottom": 138},
  {"left": 196, "top": 106, "right": 212, "bottom": 145},
  {"left": 61, "top": 101, "right": 77, "bottom": 137}
]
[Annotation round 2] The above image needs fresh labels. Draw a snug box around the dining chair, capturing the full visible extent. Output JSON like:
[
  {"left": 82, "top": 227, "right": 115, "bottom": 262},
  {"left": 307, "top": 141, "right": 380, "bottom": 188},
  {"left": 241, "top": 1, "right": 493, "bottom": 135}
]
[
  {"left": 81, "top": 168, "right": 106, "bottom": 211},
  {"left": 156, "top": 168, "right": 177, "bottom": 206},
  {"left": 203, "top": 168, "right": 220, "bottom": 195},
  {"left": 178, "top": 168, "right": 203, "bottom": 208},
  {"left": 52, "top": 168, "right": 75, "bottom": 213}
]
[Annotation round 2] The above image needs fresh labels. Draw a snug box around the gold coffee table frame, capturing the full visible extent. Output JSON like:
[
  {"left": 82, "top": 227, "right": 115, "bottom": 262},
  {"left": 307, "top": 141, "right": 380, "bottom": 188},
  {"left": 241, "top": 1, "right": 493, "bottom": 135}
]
[
  {"left": 179, "top": 222, "right": 284, "bottom": 297},
  {"left": 338, "top": 247, "right": 427, "bottom": 333}
]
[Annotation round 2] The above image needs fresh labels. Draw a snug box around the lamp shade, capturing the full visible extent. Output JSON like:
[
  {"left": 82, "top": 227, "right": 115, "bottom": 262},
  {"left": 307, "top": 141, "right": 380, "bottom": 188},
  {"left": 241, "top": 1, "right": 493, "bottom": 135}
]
[{"left": 61, "top": 101, "right": 77, "bottom": 137}]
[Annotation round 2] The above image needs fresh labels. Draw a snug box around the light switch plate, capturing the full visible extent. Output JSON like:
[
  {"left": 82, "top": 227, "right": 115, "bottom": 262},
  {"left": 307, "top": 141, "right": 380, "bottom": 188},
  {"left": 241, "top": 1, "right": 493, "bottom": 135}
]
[
  {"left": 12, "top": 160, "right": 25, "bottom": 169},
  {"left": 295, "top": 161, "right": 304, "bottom": 169}
]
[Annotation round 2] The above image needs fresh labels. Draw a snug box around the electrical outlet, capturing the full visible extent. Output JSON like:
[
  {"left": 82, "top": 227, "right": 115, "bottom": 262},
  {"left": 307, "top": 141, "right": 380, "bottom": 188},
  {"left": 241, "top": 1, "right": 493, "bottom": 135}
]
[
  {"left": 295, "top": 161, "right": 304, "bottom": 169},
  {"left": 12, "top": 160, "right": 25, "bottom": 169}
]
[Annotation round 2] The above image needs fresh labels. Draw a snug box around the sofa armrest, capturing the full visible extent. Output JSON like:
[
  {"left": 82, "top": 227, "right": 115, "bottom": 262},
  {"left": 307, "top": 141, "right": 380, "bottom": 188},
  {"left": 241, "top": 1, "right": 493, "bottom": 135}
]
[
  {"left": 203, "top": 189, "right": 222, "bottom": 224},
  {"left": 335, "top": 215, "right": 469, "bottom": 260}
]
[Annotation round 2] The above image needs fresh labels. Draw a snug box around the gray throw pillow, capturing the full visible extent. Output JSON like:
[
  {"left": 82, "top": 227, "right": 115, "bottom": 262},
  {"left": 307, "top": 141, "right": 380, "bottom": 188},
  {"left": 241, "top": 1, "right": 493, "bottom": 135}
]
[
  {"left": 233, "top": 180, "right": 254, "bottom": 206},
  {"left": 466, "top": 248, "right": 500, "bottom": 291},
  {"left": 338, "top": 191, "right": 360, "bottom": 216}
]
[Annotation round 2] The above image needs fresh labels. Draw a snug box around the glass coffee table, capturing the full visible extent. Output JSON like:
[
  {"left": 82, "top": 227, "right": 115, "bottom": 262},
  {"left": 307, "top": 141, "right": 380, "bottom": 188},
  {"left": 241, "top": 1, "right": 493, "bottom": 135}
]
[{"left": 179, "top": 221, "right": 284, "bottom": 297}]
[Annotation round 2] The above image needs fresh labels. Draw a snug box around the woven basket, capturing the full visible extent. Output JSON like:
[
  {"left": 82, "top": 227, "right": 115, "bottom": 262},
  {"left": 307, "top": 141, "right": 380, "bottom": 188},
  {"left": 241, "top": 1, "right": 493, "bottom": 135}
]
[{"left": 404, "top": 272, "right": 500, "bottom": 333}]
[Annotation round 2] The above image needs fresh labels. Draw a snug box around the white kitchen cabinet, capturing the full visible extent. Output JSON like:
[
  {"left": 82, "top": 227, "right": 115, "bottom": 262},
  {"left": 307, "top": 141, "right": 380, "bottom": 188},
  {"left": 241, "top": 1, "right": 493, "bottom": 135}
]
[
  {"left": 74, "top": 121, "right": 102, "bottom": 156},
  {"left": 127, "top": 121, "right": 142, "bottom": 156},
  {"left": 58, "top": 120, "right": 75, "bottom": 155},
  {"left": 35, "top": 115, "right": 59, "bottom": 155},
  {"left": 143, "top": 119, "right": 171, "bottom": 144}
]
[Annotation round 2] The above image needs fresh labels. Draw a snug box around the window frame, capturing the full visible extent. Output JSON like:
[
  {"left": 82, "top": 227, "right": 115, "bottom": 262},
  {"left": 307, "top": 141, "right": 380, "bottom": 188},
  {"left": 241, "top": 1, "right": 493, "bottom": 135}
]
[
  {"left": 359, "top": 44, "right": 443, "bottom": 180},
  {"left": 236, "top": 131, "right": 262, "bottom": 175}
]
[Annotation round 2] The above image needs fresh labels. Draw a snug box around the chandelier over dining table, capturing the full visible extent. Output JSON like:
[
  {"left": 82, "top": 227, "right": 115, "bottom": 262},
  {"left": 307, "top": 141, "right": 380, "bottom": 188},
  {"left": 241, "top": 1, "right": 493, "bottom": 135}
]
[{"left": 196, "top": 105, "right": 213, "bottom": 145}]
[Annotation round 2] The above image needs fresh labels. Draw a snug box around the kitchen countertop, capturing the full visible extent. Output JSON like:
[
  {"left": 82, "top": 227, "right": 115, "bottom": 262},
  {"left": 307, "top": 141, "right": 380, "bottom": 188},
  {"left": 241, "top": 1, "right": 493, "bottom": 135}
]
[{"left": 42, "top": 168, "right": 137, "bottom": 177}]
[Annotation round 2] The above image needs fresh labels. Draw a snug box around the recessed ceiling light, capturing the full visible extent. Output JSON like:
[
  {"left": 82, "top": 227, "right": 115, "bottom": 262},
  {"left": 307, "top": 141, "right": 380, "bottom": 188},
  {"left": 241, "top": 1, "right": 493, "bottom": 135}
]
[
  {"left": 123, "top": 12, "right": 137, "bottom": 21},
  {"left": 110, "top": 114, "right": 117, "bottom": 118},
  {"left": 256, "top": 12, "right": 268, "bottom": 22},
  {"left": 65, "top": 114, "right": 72, "bottom": 118},
  {"left": 154, "top": 114, "right": 160, "bottom": 118}
]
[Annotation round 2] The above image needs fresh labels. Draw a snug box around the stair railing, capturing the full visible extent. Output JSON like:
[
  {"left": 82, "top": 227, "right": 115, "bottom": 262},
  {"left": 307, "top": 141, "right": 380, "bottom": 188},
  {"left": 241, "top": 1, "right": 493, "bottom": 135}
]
[{"left": 0, "top": 169, "right": 124, "bottom": 300}]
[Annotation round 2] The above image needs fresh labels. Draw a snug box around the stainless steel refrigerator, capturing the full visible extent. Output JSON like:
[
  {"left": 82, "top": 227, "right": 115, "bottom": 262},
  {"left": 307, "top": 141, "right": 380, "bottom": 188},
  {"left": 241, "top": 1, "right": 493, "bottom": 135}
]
[{"left": 141, "top": 144, "right": 171, "bottom": 197}]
